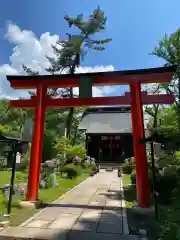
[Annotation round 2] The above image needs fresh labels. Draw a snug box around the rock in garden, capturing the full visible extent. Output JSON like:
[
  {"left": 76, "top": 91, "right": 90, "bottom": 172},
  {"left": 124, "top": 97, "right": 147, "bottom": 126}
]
[
  {"left": 1, "top": 183, "right": 27, "bottom": 199},
  {"left": 39, "top": 179, "right": 46, "bottom": 189},
  {"left": 85, "top": 156, "right": 91, "bottom": 164},
  {"left": 90, "top": 157, "right": 95, "bottom": 164},
  {"left": 73, "top": 156, "right": 81, "bottom": 164},
  {"left": 44, "top": 160, "right": 57, "bottom": 169},
  {"left": 14, "top": 183, "right": 27, "bottom": 196},
  {"left": 0, "top": 184, "right": 11, "bottom": 199}
]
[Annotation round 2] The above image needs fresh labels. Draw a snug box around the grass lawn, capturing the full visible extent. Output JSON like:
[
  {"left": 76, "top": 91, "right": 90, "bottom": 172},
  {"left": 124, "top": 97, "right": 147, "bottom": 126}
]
[
  {"left": 122, "top": 174, "right": 137, "bottom": 208},
  {"left": 122, "top": 174, "right": 158, "bottom": 239},
  {"left": 0, "top": 170, "right": 90, "bottom": 226}
]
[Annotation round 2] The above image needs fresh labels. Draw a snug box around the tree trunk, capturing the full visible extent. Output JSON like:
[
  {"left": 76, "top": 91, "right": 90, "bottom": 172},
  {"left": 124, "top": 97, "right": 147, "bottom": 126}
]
[
  {"left": 153, "top": 105, "right": 159, "bottom": 129},
  {"left": 66, "top": 106, "right": 74, "bottom": 139},
  {"left": 65, "top": 56, "right": 78, "bottom": 139},
  {"left": 71, "top": 123, "right": 78, "bottom": 145}
]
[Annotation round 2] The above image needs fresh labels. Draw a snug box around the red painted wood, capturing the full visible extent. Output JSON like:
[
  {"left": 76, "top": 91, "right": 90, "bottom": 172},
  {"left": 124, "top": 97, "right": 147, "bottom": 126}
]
[
  {"left": 45, "top": 96, "right": 130, "bottom": 107},
  {"left": 135, "top": 82, "right": 149, "bottom": 208},
  {"left": 9, "top": 72, "right": 174, "bottom": 89},
  {"left": 9, "top": 93, "right": 174, "bottom": 108},
  {"left": 26, "top": 85, "right": 46, "bottom": 201},
  {"left": 36, "top": 89, "right": 46, "bottom": 199},
  {"left": 130, "top": 81, "right": 149, "bottom": 208},
  {"left": 9, "top": 98, "right": 36, "bottom": 108}
]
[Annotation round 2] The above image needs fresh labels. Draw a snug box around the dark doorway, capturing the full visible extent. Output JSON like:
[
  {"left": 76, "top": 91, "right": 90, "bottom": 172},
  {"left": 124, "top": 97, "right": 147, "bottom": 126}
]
[{"left": 86, "top": 134, "right": 133, "bottom": 162}]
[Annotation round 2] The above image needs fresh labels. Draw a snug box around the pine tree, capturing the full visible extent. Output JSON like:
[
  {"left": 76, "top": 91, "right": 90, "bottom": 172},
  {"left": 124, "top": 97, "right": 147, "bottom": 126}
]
[
  {"left": 46, "top": 7, "right": 111, "bottom": 138},
  {"left": 23, "top": 7, "right": 112, "bottom": 139}
]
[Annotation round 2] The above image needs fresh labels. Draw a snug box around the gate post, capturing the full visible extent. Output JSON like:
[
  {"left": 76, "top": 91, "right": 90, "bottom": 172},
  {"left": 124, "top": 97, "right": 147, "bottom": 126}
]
[
  {"left": 26, "top": 84, "right": 46, "bottom": 201},
  {"left": 130, "top": 80, "right": 149, "bottom": 208}
]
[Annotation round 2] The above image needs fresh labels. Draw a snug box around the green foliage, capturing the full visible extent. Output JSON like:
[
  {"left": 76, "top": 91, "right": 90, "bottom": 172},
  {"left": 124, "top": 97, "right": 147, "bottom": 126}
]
[
  {"left": 61, "top": 164, "right": 79, "bottom": 178},
  {"left": 0, "top": 157, "right": 6, "bottom": 170},
  {"left": 81, "top": 162, "right": 89, "bottom": 169},
  {"left": 130, "top": 170, "right": 136, "bottom": 185},
  {"left": 54, "top": 136, "right": 71, "bottom": 155},
  {"left": 42, "top": 133, "right": 56, "bottom": 161},
  {"left": 66, "top": 145, "right": 86, "bottom": 162},
  {"left": 152, "top": 28, "right": 180, "bottom": 132},
  {"left": 122, "top": 162, "right": 135, "bottom": 174},
  {"left": 130, "top": 153, "right": 180, "bottom": 204},
  {"left": 175, "top": 150, "right": 180, "bottom": 160},
  {"left": 160, "top": 223, "right": 180, "bottom": 240},
  {"left": 54, "top": 136, "right": 86, "bottom": 164}
]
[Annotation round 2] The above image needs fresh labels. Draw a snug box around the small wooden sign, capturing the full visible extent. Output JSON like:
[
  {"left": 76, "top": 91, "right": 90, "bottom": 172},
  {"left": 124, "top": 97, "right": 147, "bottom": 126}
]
[{"left": 79, "top": 76, "right": 92, "bottom": 98}]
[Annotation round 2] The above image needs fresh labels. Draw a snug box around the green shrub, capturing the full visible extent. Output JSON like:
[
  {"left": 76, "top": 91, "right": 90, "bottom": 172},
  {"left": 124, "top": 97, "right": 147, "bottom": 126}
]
[
  {"left": 130, "top": 170, "right": 136, "bottom": 185},
  {"left": 0, "top": 157, "right": 6, "bottom": 170},
  {"left": 66, "top": 145, "right": 86, "bottom": 162},
  {"left": 122, "top": 162, "right": 135, "bottom": 174},
  {"left": 81, "top": 162, "right": 89, "bottom": 169},
  {"left": 131, "top": 166, "right": 178, "bottom": 204},
  {"left": 61, "top": 164, "right": 79, "bottom": 179},
  {"left": 175, "top": 151, "right": 180, "bottom": 162}
]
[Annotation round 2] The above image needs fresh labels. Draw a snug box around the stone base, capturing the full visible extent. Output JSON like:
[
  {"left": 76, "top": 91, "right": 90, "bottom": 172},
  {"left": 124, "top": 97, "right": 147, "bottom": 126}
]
[
  {"left": 0, "top": 221, "right": 9, "bottom": 228},
  {"left": 132, "top": 205, "right": 154, "bottom": 215},
  {"left": 20, "top": 200, "right": 43, "bottom": 209}
]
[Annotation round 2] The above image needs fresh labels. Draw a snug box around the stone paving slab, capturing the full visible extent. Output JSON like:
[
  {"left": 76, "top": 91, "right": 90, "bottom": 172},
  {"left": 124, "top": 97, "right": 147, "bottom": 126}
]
[
  {"left": 48, "top": 214, "right": 78, "bottom": 229},
  {"left": 105, "top": 199, "right": 122, "bottom": 207},
  {"left": 72, "top": 221, "right": 98, "bottom": 232},
  {"left": 27, "top": 220, "right": 50, "bottom": 228},
  {"left": 0, "top": 226, "right": 68, "bottom": 239},
  {"left": 34, "top": 207, "right": 70, "bottom": 221},
  {"left": 97, "top": 210, "right": 123, "bottom": 234},
  {"left": 80, "top": 209, "right": 102, "bottom": 218}
]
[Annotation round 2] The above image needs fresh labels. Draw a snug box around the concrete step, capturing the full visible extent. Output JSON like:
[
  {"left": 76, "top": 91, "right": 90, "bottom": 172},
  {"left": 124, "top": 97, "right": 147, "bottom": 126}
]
[{"left": 99, "top": 162, "right": 120, "bottom": 170}]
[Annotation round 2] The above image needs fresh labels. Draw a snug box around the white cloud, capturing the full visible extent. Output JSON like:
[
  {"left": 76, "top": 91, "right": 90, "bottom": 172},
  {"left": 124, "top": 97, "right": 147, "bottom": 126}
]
[{"left": 0, "top": 23, "right": 116, "bottom": 99}]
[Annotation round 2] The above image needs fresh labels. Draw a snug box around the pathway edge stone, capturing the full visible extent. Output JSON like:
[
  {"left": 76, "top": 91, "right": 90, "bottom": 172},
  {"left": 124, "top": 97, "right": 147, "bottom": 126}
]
[{"left": 120, "top": 177, "right": 129, "bottom": 235}]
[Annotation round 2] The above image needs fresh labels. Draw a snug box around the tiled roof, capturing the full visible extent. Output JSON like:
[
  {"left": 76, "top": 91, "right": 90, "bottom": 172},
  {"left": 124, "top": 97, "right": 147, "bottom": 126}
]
[{"left": 78, "top": 112, "right": 132, "bottom": 134}]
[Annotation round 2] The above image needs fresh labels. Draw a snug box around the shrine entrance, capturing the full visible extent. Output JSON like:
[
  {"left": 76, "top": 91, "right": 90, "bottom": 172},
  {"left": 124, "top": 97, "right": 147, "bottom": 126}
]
[
  {"left": 79, "top": 106, "right": 134, "bottom": 162},
  {"left": 6, "top": 65, "right": 176, "bottom": 208}
]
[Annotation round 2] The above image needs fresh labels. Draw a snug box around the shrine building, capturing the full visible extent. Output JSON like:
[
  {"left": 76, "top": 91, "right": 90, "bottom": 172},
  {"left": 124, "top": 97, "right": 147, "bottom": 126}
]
[{"left": 78, "top": 106, "right": 134, "bottom": 163}]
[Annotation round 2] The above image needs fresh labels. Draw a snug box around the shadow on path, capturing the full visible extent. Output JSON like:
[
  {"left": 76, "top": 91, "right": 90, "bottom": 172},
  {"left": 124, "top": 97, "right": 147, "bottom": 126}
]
[{"left": 43, "top": 203, "right": 122, "bottom": 211}]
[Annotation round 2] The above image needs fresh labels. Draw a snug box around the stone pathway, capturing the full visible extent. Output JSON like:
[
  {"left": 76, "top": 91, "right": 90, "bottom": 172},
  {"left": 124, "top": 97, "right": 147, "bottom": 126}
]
[{"left": 0, "top": 170, "right": 139, "bottom": 239}]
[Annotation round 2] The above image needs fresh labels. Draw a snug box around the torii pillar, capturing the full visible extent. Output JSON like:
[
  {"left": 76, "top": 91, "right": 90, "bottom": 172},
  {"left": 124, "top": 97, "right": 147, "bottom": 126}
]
[
  {"left": 26, "top": 84, "right": 47, "bottom": 201},
  {"left": 130, "top": 80, "right": 149, "bottom": 207}
]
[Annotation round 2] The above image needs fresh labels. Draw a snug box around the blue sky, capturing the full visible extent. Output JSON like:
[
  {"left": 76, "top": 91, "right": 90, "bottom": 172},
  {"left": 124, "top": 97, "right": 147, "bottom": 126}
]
[{"left": 0, "top": 0, "right": 180, "bottom": 98}]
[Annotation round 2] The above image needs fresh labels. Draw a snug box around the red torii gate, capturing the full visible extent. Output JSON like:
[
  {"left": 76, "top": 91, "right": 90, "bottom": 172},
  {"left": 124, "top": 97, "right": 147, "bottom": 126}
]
[{"left": 6, "top": 65, "right": 176, "bottom": 208}]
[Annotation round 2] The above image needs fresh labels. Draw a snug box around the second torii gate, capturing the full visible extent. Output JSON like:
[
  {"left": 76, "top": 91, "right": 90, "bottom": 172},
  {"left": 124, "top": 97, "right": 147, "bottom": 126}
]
[{"left": 6, "top": 65, "right": 176, "bottom": 208}]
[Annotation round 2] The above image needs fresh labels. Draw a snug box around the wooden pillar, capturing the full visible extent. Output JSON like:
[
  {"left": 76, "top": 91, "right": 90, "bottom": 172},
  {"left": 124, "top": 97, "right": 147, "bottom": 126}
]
[
  {"left": 36, "top": 88, "right": 47, "bottom": 199},
  {"left": 26, "top": 84, "right": 46, "bottom": 201},
  {"left": 130, "top": 80, "right": 149, "bottom": 208}
]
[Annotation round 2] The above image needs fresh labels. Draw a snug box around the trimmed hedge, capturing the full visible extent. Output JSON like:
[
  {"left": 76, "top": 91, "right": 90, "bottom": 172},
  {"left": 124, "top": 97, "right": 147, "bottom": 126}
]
[{"left": 61, "top": 164, "right": 79, "bottom": 178}]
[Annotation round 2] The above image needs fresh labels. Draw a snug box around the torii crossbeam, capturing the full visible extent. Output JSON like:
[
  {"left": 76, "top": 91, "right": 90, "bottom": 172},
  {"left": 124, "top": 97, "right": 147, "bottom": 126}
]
[{"left": 7, "top": 65, "right": 176, "bottom": 208}]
